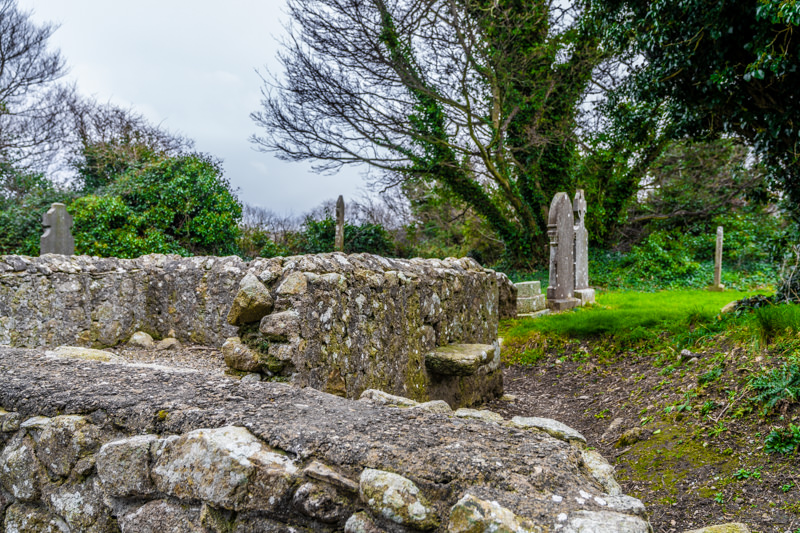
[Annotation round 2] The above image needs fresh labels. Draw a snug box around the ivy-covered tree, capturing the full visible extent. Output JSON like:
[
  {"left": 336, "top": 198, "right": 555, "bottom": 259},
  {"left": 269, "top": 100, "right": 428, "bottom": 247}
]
[
  {"left": 593, "top": 0, "right": 800, "bottom": 218},
  {"left": 252, "top": 0, "right": 613, "bottom": 265}
]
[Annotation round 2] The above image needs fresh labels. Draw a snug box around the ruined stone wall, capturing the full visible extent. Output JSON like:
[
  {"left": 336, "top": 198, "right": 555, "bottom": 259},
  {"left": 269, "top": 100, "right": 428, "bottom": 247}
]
[
  {"left": 0, "top": 254, "right": 245, "bottom": 347},
  {"left": 0, "top": 253, "right": 508, "bottom": 403},
  {"left": 0, "top": 348, "right": 651, "bottom": 533}
]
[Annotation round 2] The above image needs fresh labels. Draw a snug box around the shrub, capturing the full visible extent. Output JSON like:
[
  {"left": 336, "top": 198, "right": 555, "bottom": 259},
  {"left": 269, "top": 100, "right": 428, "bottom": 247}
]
[
  {"left": 299, "top": 216, "right": 395, "bottom": 256},
  {"left": 764, "top": 424, "right": 800, "bottom": 455},
  {"left": 750, "top": 363, "right": 800, "bottom": 416},
  {"left": 72, "top": 153, "right": 242, "bottom": 258}
]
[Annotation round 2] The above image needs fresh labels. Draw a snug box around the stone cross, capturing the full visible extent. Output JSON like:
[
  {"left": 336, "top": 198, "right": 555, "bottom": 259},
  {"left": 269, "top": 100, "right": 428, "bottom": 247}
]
[
  {"left": 334, "top": 195, "right": 345, "bottom": 252},
  {"left": 572, "top": 190, "right": 595, "bottom": 305},
  {"left": 546, "top": 193, "right": 579, "bottom": 311},
  {"left": 710, "top": 226, "right": 724, "bottom": 291},
  {"left": 40, "top": 203, "right": 74, "bottom": 255}
]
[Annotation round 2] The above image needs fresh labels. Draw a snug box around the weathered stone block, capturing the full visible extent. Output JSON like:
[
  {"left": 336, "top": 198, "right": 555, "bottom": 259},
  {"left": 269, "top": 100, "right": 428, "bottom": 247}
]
[
  {"left": 151, "top": 426, "right": 298, "bottom": 511},
  {"left": 96, "top": 434, "right": 159, "bottom": 498},
  {"left": 226, "top": 272, "right": 274, "bottom": 326},
  {"left": 574, "top": 288, "right": 596, "bottom": 306},
  {"left": 34, "top": 415, "right": 100, "bottom": 478},
  {"left": 448, "top": 493, "right": 536, "bottom": 533},
  {"left": 3, "top": 502, "right": 70, "bottom": 533},
  {"left": 515, "top": 281, "right": 541, "bottom": 298},
  {"left": 359, "top": 468, "right": 438, "bottom": 530},
  {"left": 222, "top": 337, "right": 263, "bottom": 373},
  {"left": 511, "top": 416, "right": 586, "bottom": 445},
  {"left": 425, "top": 344, "right": 496, "bottom": 376},
  {"left": 518, "top": 294, "right": 546, "bottom": 314},
  {"left": 547, "top": 297, "right": 580, "bottom": 312},
  {"left": 259, "top": 310, "right": 301, "bottom": 341},
  {"left": 0, "top": 434, "right": 43, "bottom": 501},
  {"left": 119, "top": 499, "right": 203, "bottom": 533}
]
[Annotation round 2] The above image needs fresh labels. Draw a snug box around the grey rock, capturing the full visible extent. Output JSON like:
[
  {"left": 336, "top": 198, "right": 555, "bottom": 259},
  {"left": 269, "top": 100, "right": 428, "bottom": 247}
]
[
  {"left": 241, "top": 372, "right": 262, "bottom": 382},
  {"left": 0, "top": 434, "right": 43, "bottom": 501},
  {"left": 151, "top": 426, "right": 298, "bottom": 511},
  {"left": 511, "top": 416, "right": 586, "bottom": 444},
  {"left": 616, "top": 427, "right": 645, "bottom": 448},
  {"left": 96, "top": 434, "right": 159, "bottom": 497},
  {"left": 277, "top": 271, "right": 308, "bottom": 295},
  {"left": 425, "top": 344, "right": 496, "bottom": 376},
  {"left": 0, "top": 347, "right": 649, "bottom": 531},
  {"left": 358, "top": 389, "right": 419, "bottom": 408},
  {"left": 156, "top": 337, "right": 182, "bottom": 351},
  {"left": 292, "top": 481, "right": 351, "bottom": 523},
  {"left": 345, "top": 511, "right": 386, "bottom": 533},
  {"left": 222, "top": 337, "right": 263, "bottom": 373},
  {"left": 119, "top": 499, "right": 203, "bottom": 533},
  {"left": 561, "top": 510, "right": 650, "bottom": 532},
  {"left": 44, "top": 346, "right": 120, "bottom": 363},
  {"left": 259, "top": 310, "right": 301, "bottom": 341},
  {"left": 359, "top": 468, "right": 438, "bottom": 530},
  {"left": 128, "top": 331, "right": 155, "bottom": 348},
  {"left": 496, "top": 271, "right": 517, "bottom": 320},
  {"left": 581, "top": 449, "right": 622, "bottom": 496},
  {"left": 226, "top": 272, "right": 274, "bottom": 326},
  {"left": 455, "top": 408, "right": 504, "bottom": 423},
  {"left": 3, "top": 502, "right": 70, "bottom": 533},
  {"left": 412, "top": 400, "right": 453, "bottom": 414},
  {"left": 448, "top": 493, "right": 537, "bottom": 532},
  {"left": 34, "top": 415, "right": 100, "bottom": 478},
  {"left": 302, "top": 460, "right": 359, "bottom": 493}
]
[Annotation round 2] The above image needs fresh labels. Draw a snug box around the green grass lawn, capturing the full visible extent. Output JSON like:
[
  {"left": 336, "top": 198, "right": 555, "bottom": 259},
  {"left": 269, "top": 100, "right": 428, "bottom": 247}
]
[
  {"left": 503, "top": 289, "right": 767, "bottom": 341},
  {"left": 501, "top": 289, "right": 775, "bottom": 366}
]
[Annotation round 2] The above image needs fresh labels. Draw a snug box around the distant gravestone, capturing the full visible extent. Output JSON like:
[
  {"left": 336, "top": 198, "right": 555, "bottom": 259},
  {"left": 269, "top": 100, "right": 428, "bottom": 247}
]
[
  {"left": 335, "top": 195, "right": 345, "bottom": 252},
  {"left": 572, "top": 190, "right": 595, "bottom": 305},
  {"left": 709, "top": 226, "right": 724, "bottom": 291},
  {"left": 40, "top": 203, "right": 74, "bottom": 256},
  {"left": 546, "top": 193, "right": 579, "bottom": 311}
]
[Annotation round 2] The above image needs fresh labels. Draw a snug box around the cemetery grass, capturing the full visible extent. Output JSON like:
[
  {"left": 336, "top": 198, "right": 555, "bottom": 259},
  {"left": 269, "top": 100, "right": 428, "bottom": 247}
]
[{"left": 491, "top": 290, "right": 800, "bottom": 533}]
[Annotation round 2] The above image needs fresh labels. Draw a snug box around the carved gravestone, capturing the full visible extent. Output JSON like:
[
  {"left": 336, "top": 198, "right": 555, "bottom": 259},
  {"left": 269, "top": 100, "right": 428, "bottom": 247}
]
[
  {"left": 572, "top": 190, "right": 595, "bottom": 305},
  {"left": 709, "top": 226, "right": 725, "bottom": 291},
  {"left": 40, "top": 203, "right": 74, "bottom": 255},
  {"left": 335, "top": 195, "right": 345, "bottom": 252},
  {"left": 546, "top": 193, "right": 579, "bottom": 311}
]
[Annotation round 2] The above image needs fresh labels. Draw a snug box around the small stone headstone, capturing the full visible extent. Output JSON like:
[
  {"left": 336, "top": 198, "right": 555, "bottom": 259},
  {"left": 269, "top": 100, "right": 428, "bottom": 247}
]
[
  {"left": 335, "top": 195, "right": 345, "bottom": 252},
  {"left": 40, "top": 203, "right": 74, "bottom": 255},
  {"left": 546, "top": 193, "right": 578, "bottom": 311},
  {"left": 572, "top": 190, "right": 595, "bottom": 305},
  {"left": 709, "top": 226, "right": 725, "bottom": 291}
]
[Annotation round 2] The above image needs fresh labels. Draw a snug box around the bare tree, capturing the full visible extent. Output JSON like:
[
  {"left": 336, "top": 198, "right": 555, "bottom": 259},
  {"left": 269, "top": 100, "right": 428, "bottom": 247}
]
[
  {"left": 0, "top": 0, "right": 72, "bottom": 170},
  {"left": 251, "top": 0, "right": 606, "bottom": 264},
  {"left": 63, "top": 96, "right": 193, "bottom": 191}
]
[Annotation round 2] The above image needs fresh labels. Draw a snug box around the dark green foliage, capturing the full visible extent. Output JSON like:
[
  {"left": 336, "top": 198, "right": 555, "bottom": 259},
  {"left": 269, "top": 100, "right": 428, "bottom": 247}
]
[
  {"left": 298, "top": 216, "right": 394, "bottom": 256},
  {"left": 593, "top": 0, "right": 800, "bottom": 217},
  {"left": 71, "top": 153, "right": 242, "bottom": 258},
  {"left": 764, "top": 424, "right": 800, "bottom": 455},
  {"left": 750, "top": 363, "right": 800, "bottom": 416},
  {"left": 0, "top": 165, "right": 75, "bottom": 255}
]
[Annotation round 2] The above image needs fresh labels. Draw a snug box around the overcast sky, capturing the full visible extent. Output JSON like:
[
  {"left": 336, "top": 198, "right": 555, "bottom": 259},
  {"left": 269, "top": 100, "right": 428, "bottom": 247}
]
[{"left": 17, "top": 0, "right": 367, "bottom": 215}]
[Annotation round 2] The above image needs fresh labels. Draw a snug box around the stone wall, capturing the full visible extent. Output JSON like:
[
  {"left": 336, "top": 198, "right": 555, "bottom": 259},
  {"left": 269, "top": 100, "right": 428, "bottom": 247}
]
[
  {"left": 0, "top": 253, "right": 510, "bottom": 404},
  {"left": 0, "top": 254, "right": 244, "bottom": 348},
  {"left": 0, "top": 348, "right": 651, "bottom": 533}
]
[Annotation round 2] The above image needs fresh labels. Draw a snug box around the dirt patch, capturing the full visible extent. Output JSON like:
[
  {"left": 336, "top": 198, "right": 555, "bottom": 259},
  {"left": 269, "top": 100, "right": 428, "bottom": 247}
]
[{"left": 486, "top": 353, "right": 800, "bottom": 533}]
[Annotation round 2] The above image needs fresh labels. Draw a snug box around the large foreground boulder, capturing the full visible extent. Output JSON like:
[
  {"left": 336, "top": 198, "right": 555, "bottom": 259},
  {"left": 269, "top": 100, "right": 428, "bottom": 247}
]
[{"left": 0, "top": 348, "right": 650, "bottom": 532}]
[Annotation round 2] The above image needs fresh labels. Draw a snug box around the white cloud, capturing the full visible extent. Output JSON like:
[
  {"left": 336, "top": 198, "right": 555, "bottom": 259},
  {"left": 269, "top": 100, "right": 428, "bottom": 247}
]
[{"left": 17, "top": 0, "right": 367, "bottom": 213}]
